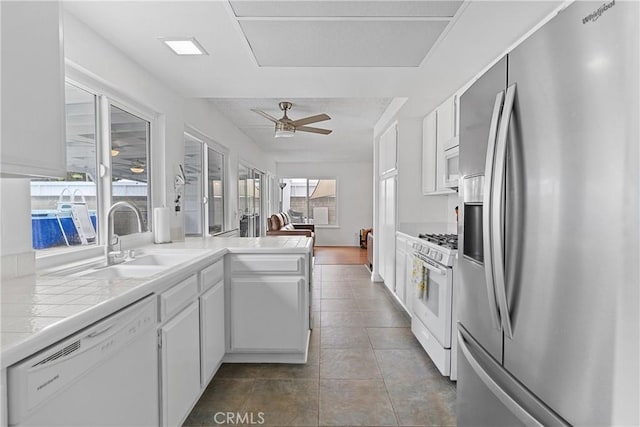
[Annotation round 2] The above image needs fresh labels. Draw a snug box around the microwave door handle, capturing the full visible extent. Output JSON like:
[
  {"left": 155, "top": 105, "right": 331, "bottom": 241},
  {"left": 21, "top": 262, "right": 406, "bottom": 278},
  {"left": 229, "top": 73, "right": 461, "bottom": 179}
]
[
  {"left": 492, "top": 83, "right": 517, "bottom": 339},
  {"left": 483, "top": 91, "right": 505, "bottom": 331}
]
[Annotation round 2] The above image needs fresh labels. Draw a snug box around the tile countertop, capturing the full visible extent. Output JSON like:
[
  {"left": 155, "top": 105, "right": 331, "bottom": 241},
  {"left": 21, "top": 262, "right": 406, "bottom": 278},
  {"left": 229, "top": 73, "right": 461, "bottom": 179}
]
[{"left": 0, "top": 236, "right": 312, "bottom": 369}]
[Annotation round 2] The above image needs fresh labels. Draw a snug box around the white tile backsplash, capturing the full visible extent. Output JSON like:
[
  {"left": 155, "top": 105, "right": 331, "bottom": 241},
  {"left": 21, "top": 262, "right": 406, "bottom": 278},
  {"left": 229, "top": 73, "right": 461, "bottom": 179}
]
[{"left": 1, "top": 251, "right": 35, "bottom": 280}]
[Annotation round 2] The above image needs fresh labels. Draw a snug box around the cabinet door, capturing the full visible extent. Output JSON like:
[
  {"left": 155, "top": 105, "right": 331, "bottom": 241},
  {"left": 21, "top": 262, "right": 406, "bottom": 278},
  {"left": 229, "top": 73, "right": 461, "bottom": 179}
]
[
  {"left": 1, "top": 1, "right": 65, "bottom": 177},
  {"left": 379, "top": 177, "right": 396, "bottom": 291},
  {"left": 200, "top": 280, "right": 225, "bottom": 385},
  {"left": 405, "top": 252, "right": 415, "bottom": 315},
  {"left": 422, "top": 111, "right": 437, "bottom": 194},
  {"left": 161, "top": 302, "right": 201, "bottom": 427},
  {"left": 436, "top": 97, "right": 455, "bottom": 145},
  {"left": 436, "top": 96, "right": 459, "bottom": 192},
  {"left": 230, "top": 277, "right": 305, "bottom": 351},
  {"left": 395, "top": 238, "right": 407, "bottom": 308}
]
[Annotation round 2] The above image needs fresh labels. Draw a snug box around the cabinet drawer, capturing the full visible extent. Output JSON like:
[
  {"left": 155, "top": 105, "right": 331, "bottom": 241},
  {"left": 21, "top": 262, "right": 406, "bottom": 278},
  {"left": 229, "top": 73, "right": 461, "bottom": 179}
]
[
  {"left": 201, "top": 260, "right": 224, "bottom": 293},
  {"left": 229, "top": 255, "right": 304, "bottom": 275},
  {"left": 159, "top": 275, "right": 198, "bottom": 321}
]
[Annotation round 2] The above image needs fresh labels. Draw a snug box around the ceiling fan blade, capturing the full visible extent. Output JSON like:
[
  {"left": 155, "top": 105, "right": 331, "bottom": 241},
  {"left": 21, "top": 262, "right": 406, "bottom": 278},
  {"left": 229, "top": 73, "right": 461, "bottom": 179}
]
[
  {"left": 297, "top": 126, "right": 332, "bottom": 135},
  {"left": 290, "top": 113, "right": 331, "bottom": 127},
  {"left": 251, "top": 109, "right": 280, "bottom": 124}
]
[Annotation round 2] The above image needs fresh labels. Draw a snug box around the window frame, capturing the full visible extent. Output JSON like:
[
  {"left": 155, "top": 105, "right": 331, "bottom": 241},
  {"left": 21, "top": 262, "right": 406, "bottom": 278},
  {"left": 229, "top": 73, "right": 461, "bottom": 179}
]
[
  {"left": 32, "top": 70, "right": 157, "bottom": 260},
  {"left": 238, "top": 162, "right": 266, "bottom": 237},
  {"left": 183, "top": 128, "right": 229, "bottom": 236},
  {"left": 279, "top": 177, "right": 339, "bottom": 228}
]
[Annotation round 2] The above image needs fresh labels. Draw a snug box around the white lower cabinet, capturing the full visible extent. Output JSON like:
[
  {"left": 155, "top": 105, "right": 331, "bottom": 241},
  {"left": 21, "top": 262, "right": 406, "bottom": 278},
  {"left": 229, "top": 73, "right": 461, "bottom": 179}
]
[
  {"left": 226, "top": 254, "right": 310, "bottom": 362},
  {"left": 200, "top": 280, "right": 225, "bottom": 385},
  {"left": 395, "top": 237, "right": 407, "bottom": 308},
  {"left": 160, "top": 301, "right": 201, "bottom": 427},
  {"left": 230, "top": 277, "right": 304, "bottom": 351}
]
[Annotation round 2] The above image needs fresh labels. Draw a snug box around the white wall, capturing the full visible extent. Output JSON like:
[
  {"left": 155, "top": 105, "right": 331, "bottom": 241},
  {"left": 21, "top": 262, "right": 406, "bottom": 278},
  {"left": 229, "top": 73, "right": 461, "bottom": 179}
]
[
  {"left": 64, "top": 11, "right": 185, "bottom": 239},
  {"left": 0, "top": 11, "right": 280, "bottom": 278},
  {"left": 276, "top": 162, "right": 373, "bottom": 246},
  {"left": 0, "top": 179, "right": 35, "bottom": 279},
  {"left": 65, "top": 12, "right": 277, "bottom": 238},
  {"left": 183, "top": 99, "right": 277, "bottom": 232}
]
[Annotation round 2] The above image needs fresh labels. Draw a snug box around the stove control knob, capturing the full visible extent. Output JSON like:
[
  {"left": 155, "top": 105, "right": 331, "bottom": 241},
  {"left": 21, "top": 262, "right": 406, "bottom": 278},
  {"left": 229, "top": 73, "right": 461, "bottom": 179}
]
[{"left": 437, "top": 253, "right": 443, "bottom": 261}]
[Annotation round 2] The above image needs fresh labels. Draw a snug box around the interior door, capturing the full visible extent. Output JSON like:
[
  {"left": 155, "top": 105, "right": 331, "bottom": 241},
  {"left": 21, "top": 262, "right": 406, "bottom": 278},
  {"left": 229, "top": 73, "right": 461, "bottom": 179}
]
[{"left": 503, "top": 3, "right": 639, "bottom": 425}]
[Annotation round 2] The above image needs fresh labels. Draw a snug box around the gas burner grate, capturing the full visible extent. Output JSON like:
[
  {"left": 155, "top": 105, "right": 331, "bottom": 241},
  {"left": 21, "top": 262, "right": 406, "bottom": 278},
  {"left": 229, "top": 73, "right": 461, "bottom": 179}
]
[{"left": 418, "top": 233, "right": 458, "bottom": 249}]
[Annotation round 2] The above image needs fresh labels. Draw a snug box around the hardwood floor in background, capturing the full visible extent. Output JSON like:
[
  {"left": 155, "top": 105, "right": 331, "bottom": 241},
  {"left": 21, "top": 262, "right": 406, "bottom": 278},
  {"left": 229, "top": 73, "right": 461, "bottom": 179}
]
[{"left": 314, "top": 246, "right": 368, "bottom": 265}]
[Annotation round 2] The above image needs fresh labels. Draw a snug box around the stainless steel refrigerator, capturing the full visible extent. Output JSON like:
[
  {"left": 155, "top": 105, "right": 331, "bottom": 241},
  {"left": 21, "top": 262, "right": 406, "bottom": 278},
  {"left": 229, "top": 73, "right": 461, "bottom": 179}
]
[{"left": 457, "top": 1, "right": 639, "bottom": 425}]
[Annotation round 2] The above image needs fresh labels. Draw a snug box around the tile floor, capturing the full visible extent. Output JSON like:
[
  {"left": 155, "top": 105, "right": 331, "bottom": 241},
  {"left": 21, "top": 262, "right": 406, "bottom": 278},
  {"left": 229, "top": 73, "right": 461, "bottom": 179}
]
[{"left": 183, "top": 264, "right": 457, "bottom": 426}]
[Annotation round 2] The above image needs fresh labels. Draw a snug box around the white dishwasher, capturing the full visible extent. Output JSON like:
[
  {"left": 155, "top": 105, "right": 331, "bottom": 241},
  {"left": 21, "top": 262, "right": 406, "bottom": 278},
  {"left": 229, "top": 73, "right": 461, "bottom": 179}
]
[{"left": 8, "top": 295, "right": 159, "bottom": 426}]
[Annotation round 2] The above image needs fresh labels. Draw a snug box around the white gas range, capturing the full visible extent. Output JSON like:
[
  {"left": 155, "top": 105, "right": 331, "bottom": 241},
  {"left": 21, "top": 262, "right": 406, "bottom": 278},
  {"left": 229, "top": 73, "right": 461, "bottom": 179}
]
[{"left": 409, "top": 233, "right": 458, "bottom": 380}]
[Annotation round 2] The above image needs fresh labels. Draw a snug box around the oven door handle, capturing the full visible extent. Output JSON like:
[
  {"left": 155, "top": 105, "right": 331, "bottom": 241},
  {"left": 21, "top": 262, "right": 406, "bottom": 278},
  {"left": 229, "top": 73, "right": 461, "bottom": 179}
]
[{"left": 413, "top": 254, "right": 447, "bottom": 276}]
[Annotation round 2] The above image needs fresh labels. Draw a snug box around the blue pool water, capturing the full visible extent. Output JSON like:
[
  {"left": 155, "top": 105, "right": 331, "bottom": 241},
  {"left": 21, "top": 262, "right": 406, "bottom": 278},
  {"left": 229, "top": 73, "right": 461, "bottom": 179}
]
[{"left": 32, "top": 211, "right": 98, "bottom": 249}]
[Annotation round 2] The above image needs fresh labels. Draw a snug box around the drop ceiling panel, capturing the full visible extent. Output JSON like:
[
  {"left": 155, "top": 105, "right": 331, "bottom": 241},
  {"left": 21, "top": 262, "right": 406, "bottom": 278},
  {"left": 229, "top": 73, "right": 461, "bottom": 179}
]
[
  {"left": 239, "top": 20, "right": 449, "bottom": 67},
  {"left": 230, "top": 1, "right": 463, "bottom": 18}
]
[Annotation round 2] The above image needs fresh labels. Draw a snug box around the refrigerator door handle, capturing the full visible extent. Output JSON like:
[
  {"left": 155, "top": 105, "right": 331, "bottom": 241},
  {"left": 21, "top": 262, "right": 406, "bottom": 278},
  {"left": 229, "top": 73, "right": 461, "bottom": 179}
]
[
  {"left": 482, "top": 91, "right": 505, "bottom": 331},
  {"left": 492, "top": 83, "right": 517, "bottom": 338},
  {"left": 458, "top": 330, "right": 543, "bottom": 427}
]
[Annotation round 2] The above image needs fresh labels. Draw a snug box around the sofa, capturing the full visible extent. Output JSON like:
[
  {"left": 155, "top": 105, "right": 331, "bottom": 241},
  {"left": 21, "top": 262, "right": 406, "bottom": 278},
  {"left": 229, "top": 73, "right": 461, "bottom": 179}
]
[{"left": 267, "top": 212, "right": 315, "bottom": 249}]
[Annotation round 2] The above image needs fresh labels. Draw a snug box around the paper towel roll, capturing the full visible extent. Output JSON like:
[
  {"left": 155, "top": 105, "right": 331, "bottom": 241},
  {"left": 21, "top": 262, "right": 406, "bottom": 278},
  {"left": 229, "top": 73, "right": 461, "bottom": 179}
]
[{"left": 153, "top": 207, "right": 171, "bottom": 244}]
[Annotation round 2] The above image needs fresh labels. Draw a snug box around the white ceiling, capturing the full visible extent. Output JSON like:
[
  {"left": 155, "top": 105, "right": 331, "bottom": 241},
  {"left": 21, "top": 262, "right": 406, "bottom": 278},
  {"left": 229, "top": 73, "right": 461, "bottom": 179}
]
[
  {"left": 210, "top": 98, "right": 392, "bottom": 162},
  {"left": 63, "top": 0, "right": 563, "bottom": 163}
]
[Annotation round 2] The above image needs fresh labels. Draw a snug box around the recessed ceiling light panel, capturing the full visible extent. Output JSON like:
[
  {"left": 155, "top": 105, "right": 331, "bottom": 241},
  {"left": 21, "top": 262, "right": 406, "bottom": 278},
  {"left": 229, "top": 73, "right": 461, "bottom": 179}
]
[{"left": 161, "top": 37, "right": 208, "bottom": 56}]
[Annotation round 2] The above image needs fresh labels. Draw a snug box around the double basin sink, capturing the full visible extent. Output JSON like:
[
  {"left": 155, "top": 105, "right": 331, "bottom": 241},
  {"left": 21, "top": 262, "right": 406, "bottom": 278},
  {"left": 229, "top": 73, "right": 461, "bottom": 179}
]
[{"left": 53, "top": 250, "right": 208, "bottom": 280}]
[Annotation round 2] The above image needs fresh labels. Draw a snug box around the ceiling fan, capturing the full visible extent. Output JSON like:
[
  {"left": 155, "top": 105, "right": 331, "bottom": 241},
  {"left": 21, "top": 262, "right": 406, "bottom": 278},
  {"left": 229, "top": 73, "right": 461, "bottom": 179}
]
[{"left": 252, "top": 101, "right": 332, "bottom": 138}]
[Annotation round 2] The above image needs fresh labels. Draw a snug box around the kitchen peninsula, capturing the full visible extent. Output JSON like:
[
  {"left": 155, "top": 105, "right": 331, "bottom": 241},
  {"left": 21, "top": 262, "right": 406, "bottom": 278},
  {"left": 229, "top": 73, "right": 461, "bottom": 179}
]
[{"left": 0, "top": 236, "right": 313, "bottom": 426}]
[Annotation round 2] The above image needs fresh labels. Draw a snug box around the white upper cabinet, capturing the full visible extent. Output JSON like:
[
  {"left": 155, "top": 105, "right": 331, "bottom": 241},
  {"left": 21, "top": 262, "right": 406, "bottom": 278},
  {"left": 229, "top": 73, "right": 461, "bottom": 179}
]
[
  {"left": 422, "top": 95, "right": 460, "bottom": 194},
  {"left": 421, "top": 110, "right": 438, "bottom": 194},
  {"left": 379, "top": 123, "right": 397, "bottom": 176},
  {"left": 1, "top": 1, "right": 66, "bottom": 178}
]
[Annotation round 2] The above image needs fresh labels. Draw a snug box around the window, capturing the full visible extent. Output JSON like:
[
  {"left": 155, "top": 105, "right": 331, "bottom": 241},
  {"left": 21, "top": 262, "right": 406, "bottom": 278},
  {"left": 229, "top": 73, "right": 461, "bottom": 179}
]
[
  {"left": 110, "top": 105, "right": 150, "bottom": 234},
  {"left": 207, "top": 148, "right": 225, "bottom": 234},
  {"left": 30, "top": 83, "right": 99, "bottom": 250},
  {"left": 280, "top": 178, "right": 337, "bottom": 226},
  {"left": 183, "top": 132, "right": 226, "bottom": 236},
  {"left": 30, "top": 81, "right": 153, "bottom": 251},
  {"left": 239, "top": 165, "right": 264, "bottom": 237}
]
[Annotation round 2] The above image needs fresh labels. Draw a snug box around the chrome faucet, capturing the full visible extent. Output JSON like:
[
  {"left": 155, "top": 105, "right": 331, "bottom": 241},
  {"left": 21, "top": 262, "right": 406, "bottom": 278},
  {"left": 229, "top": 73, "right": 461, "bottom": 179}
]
[{"left": 106, "top": 201, "right": 143, "bottom": 265}]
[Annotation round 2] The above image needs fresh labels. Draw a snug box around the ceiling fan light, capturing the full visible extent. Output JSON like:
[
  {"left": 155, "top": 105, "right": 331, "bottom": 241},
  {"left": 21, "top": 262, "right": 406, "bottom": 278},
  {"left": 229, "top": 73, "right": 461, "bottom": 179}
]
[
  {"left": 130, "top": 162, "right": 145, "bottom": 173},
  {"left": 111, "top": 149, "right": 120, "bottom": 157},
  {"left": 274, "top": 122, "right": 295, "bottom": 138},
  {"left": 275, "top": 129, "right": 295, "bottom": 138}
]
